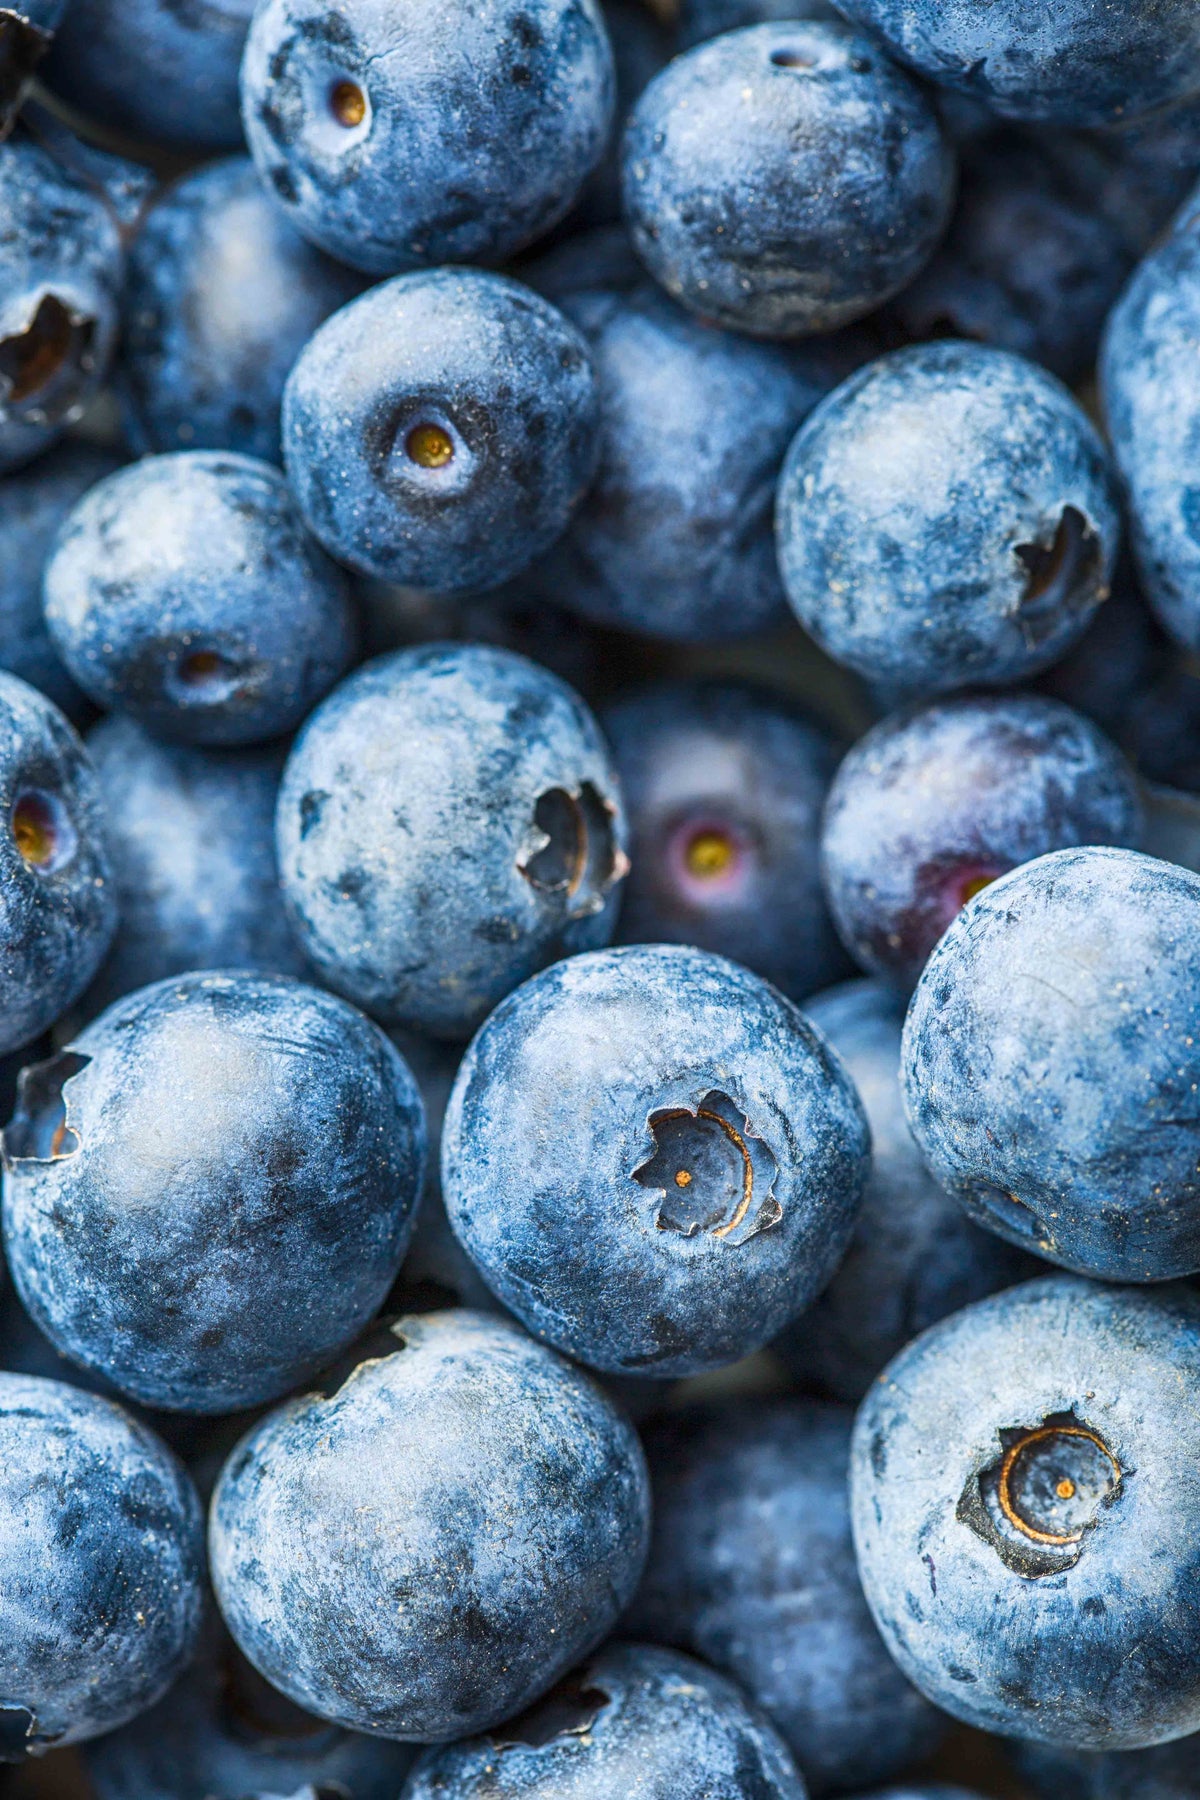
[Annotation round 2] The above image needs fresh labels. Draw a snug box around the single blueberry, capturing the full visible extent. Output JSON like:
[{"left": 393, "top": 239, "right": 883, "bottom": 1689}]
[
  {"left": 209, "top": 1309, "right": 651, "bottom": 1738},
  {"left": 603, "top": 680, "right": 849, "bottom": 999},
  {"left": 777, "top": 342, "right": 1121, "bottom": 697},
  {"left": 630, "top": 1400, "right": 945, "bottom": 1793},
  {"left": 820, "top": 693, "right": 1144, "bottom": 991},
  {"left": 776, "top": 980, "right": 1037, "bottom": 1402},
  {"left": 240, "top": 0, "right": 615, "bottom": 274},
  {"left": 43, "top": 451, "right": 358, "bottom": 746},
  {"left": 902, "top": 846, "right": 1200, "bottom": 1282},
  {"left": 0, "top": 672, "right": 115, "bottom": 1051},
  {"left": 276, "top": 643, "right": 628, "bottom": 1039},
  {"left": 442, "top": 943, "right": 869, "bottom": 1375},
  {"left": 0, "top": 135, "right": 123, "bottom": 474},
  {"left": 0, "top": 0, "right": 66, "bottom": 136},
  {"left": 119, "top": 156, "right": 362, "bottom": 464},
  {"left": 283, "top": 270, "right": 599, "bottom": 592},
  {"left": 0, "top": 1373, "right": 204, "bottom": 1750},
  {"left": 2, "top": 970, "right": 426, "bottom": 1411},
  {"left": 622, "top": 23, "right": 954, "bottom": 339},
  {"left": 850, "top": 1277, "right": 1200, "bottom": 1747},
  {"left": 402, "top": 1641, "right": 808, "bottom": 1799}
]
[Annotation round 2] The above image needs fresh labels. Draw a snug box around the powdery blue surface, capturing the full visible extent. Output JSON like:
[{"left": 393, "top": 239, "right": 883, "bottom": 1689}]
[
  {"left": 209, "top": 1309, "right": 651, "bottom": 1739},
  {"left": 442, "top": 943, "right": 869, "bottom": 1375}
]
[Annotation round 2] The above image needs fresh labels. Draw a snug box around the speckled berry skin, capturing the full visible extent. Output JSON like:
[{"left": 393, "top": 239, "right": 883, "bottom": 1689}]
[
  {"left": 1015, "top": 1735, "right": 1200, "bottom": 1800},
  {"left": 81, "top": 716, "right": 308, "bottom": 1016},
  {"left": 0, "top": 0, "right": 65, "bottom": 137},
  {"left": 119, "top": 157, "right": 361, "bottom": 465},
  {"left": 0, "top": 442, "right": 119, "bottom": 718},
  {"left": 529, "top": 284, "right": 852, "bottom": 639},
  {"left": 2, "top": 970, "right": 426, "bottom": 1412},
  {"left": 621, "top": 22, "right": 954, "bottom": 339},
  {"left": 0, "top": 136, "right": 123, "bottom": 474},
  {"left": 43, "top": 452, "right": 358, "bottom": 746},
  {"left": 834, "top": 0, "right": 1200, "bottom": 128},
  {"left": 44, "top": 0, "right": 252, "bottom": 149},
  {"left": 902, "top": 846, "right": 1200, "bottom": 1282},
  {"left": 776, "top": 981, "right": 1036, "bottom": 1403},
  {"left": 851, "top": 1277, "right": 1200, "bottom": 1748},
  {"left": 210, "top": 1309, "right": 650, "bottom": 1739},
  {"left": 276, "top": 643, "right": 627, "bottom": 1039},
  {"left": 0, "top": 1374, "right": 204, "bottom": 1753},
  {"left": 402, "top": 1641, "right": 808, "bottom": 1800},
  {"left": 0, "top": 673, "right": 115, "bottom": 1052},
  {"left": 777, "top": 342, "right": 1120, "bottom": 697},
  {"left": 240, "top": 0, "right": 615, "bottom": 275},
  {"left": 284, "top": 271, "right": 598, "bottom": 593},
  {"left": 442, "top": 944, "right": 869, "bottom": 1375},
  {"left": 630, "top": 1401, "right": 944, "bottom": 1794},
  {"left": 821, "top": 694, "right": 1144, "bottom": 991},
  {"left": 603, "top": 680, "right": 847, "bottom": 999}
]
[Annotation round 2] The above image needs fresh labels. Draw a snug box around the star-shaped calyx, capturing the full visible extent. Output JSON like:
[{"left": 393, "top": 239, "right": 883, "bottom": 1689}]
[{"left": 632, "top": 1089, "right": 781, "bottom": 1246}]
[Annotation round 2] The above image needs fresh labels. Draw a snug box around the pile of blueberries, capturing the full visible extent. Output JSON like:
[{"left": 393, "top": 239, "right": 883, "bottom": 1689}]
[{"left": 6, "top": 0, "right": 1200, "bottom": 1795}]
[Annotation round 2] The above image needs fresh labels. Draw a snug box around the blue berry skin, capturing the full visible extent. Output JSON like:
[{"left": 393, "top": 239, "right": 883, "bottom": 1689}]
[
  {"left": 0, "top": 0, "right": 66, "bottom": 137},
  {"left": 820, "top": 693, "right": 1144, "bottom": 992},
  {"left": 776, "top": 981, "right": 1036, "bottom": 1403},
  {"left": 777, "top": 343, "right": 1121, "bottom": 697},
  {"left": 902, "top": 846, "right": 1200, "bottom": 1283},
  {"left": 0, "top": 136, "right": 123, "bottom": 475},
  {"left": 43, "top": 452, "right": 358, "bottom": 747},
  {"left": 622, "top": 23, "right": 954, "bottom": 339},
  {"left": 276, "top": 643, "right": 627, "bottom": 1039},
  {"left": 401, "top": 1641, "right": 808, "bottom": 1800},
  {"left": 210, "top": 1309, "right": 651, "bottom": 1739},
  {"left": 602, "top": 680, "right": 849, "bottom": 1000},
  {"left": 834, "top": 0, "right": 1200, "bottom": 129},
  {"left": 283, "top": 270, "right": 599, "bottom": 593},
  {"left": 677, "top": 0, "right": 841, "bottom": 51},
  {"left": 81, "top": 716, "right": 308, "bottom": 1016},
  {"left": 531, "top": 284, "right": 854, "bottom": 640},
  {"left": 44, "top": 0, "right": 252, "bottom": 150},
  {"left": 1015, "top": 1736, "right": 1199, "bottom": 1800},
  {"left": 120, "top": 157, "right": 361, "bottom": 465},
  {"left": 0, "top": 1373, "right": 204, "bottom": 1753},
  {"left": 630, "top": 1401, "right": 945, "bottom": 1794},
  {"left": 0, "top": 442, "right": 119, "bottom": 718},
  {"left": 240, "top": 0, "right": 615, "bottom": 276},
  {"left": 442, "top": 944, "right": 870, "bottom": 1376},
  {"left": 1102, "top": 216, "right": 1200, "bottom": 656},
  {"left": 851, "top": 1277, "right": 1200, "bottom": 1749},
  {"left": 2, "top": 970, "right": 426, "bottom": 1413},
  {"left": 0, "top": 673, "right": 115, "bottom": 1052}
]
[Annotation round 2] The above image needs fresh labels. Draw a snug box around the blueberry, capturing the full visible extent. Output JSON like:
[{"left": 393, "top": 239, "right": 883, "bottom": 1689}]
[
  {"left": 120, "top": 156, "right": 362, "bottom": 464},
  {"left": 776, "top": 980, "right": 1037, "bottom": 1402},
  {"left": 0, "top": 135, "right": 123, "bottom": 474},
  {"left": 2, "top": 970, "right": 426, "bottom": 1411},
  {"left": 602, "top": 680, "right": 848, "bottom": 999},
  {"left": 85, "top": 1622, "right": 415, "bottom": 1800},
  {"left": 0, "top": 672, "right": 115, "bottom": 1051},
  {"left": 0, "top": 441, "right": 119, "bottom": 718},
  {"left": 833, "top": 0, "right": 1200, "bottom": 128},
  {"left": 276, "top": 643, "right": 627, "bottom": 1039},
  {"left": 527, "top": 284, "right": 855, "bottom": 639},
  {"left": 776, "top": 342, "right": 1121, "bottom": 697},
  {"left": 677, "top": 0, "right": 841, "bottom": 52},
  {"left": 902, "top": 846, "right": 1200, "bottom": 1282},
  {"left": 402, "top": 1641, "right": 808, "bottom": 1799},
  {"left": 240, "top": 0, "right": 615, "bottom": 275},
  {"left": 43, "top": 451, "right": 358, "bottom": 746},
  {"left": 820, "top": 693, "right": 1144, "bottom": 991},
  {"left": 0, "top": 1373, "right": 203, "bottom": 1752},
  {"left": 44, "top": 0, "right": 253, "bottom": 149},
  {"left": 622, "top": 23, "right": 954, "bottom": 339},
  {"left": 1015, "top": 1736, "right": 1199, "bottom": 1800},
  {"left": 630, "top": 1400, "right": 945, "bottom": 1793},
  {"left": 0, "top": 0, "right": 65, "bottom": 137},
  {"left": 850, "top": 1277, "right": 1200, "bottom": 1747},
  {"left": 80, "top": 715, "right": 309, "bottom": 1016},
  {"left": 442, "top": 943, "right": 869, "bottom": 1375},
  {"left": 209, "top": 1309, "right": 651, "bottom": 1738},
  {"left": 283, "top": 270, "right": 599, "bottom": 592}
]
